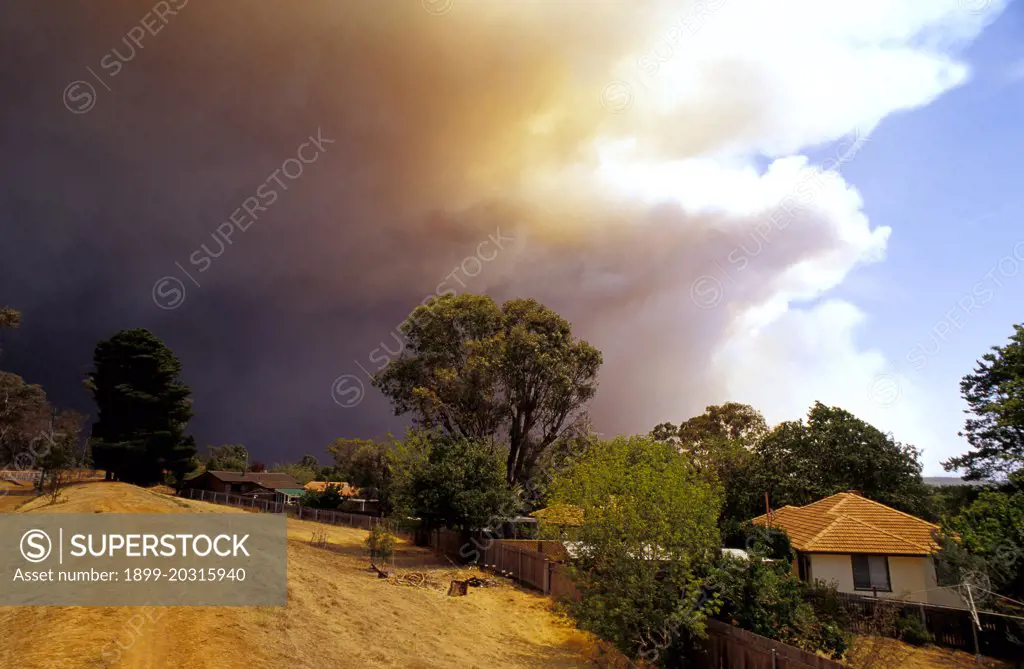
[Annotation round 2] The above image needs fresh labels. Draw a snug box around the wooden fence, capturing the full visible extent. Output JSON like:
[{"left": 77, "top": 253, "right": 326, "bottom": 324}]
[
  {"left": 692, "top": 620, "right": 846, "bottom": 669},
  {"left": 0, "top": 468, "right": 104, "bottom": 483},
  {"left": 817, "top": 591, "right": 1022, "bottom": 661},
  {"left": 422, "top": 529, "right": 582, "bottom": 600},
  {"left": 181, "top": 488, "right": 408, "bottom": 536},
  {"left": 171, "top": 505, "right": 1021, "bottom": 663}
]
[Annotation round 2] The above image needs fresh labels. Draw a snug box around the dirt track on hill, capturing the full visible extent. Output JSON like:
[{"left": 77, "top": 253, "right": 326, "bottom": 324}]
[{"left": 0, "top": 482, "right": 603, "bottom": 669}]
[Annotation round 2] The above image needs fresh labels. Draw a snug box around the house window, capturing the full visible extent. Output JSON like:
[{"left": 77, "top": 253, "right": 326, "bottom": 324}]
[{"left": 852, "top": 555, "right": 891, "bottom": 592}]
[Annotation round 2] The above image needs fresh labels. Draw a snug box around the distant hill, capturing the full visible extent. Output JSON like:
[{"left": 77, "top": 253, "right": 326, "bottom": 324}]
[{"left": 923, "top": 476, "right": 986, "bottom": 487}]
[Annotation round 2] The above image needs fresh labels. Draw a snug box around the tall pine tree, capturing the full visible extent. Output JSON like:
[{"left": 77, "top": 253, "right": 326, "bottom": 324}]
[
  {"left": 86, "top": 329, "right": 196, "bottom": 487},
  {"left": 945, "top": 323, "right": 1024, "bottom": 481}
]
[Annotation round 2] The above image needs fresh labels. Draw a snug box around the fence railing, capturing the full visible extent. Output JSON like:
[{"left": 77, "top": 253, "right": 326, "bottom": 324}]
[
  {"left": 424, "top": 529, "right": 581, "bottom": 600},
  {"left": 177, "top": 499, "right": 1023, "bottom": 663},
  {"left": 180, "top": 488, "right": 405, "bottom": 535},
  {"left": 0, "top": 469, "right": 104, "bottom": 482},
  {"left": 695, "top": 619, "right": 846, "bottom": 669},
  {"left": 816, "top": 590, "right": 1022, "bottom": 661}
]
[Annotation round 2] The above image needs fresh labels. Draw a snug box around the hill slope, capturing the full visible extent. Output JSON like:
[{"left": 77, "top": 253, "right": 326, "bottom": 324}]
[{"left": 0, "top": 482, "right": 601, "bottom": 669}]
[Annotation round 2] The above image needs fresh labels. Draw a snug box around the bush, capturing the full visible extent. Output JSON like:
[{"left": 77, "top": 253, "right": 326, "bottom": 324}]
[
  {"left": 714, "top": 556, "right": 849, "bottom": 659},
  {"left": 895, "top": 613, "right": 933, "bottom": 646},
  {"left": 299, "top": 484, "right": 343, "bottom": 509},
  {"left": 365, "top": 521, "right": 396, "bottom": 565}
]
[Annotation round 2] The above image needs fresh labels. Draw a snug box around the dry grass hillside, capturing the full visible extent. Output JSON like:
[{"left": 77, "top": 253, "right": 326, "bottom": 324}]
[{"left": 0, "top": 481, "right": 606, "bottom": 669}]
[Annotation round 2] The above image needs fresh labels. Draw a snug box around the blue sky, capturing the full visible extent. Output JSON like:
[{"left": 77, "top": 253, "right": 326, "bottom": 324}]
[{"left": 818, "top": 3, "right": 1024, "bottom": 473}]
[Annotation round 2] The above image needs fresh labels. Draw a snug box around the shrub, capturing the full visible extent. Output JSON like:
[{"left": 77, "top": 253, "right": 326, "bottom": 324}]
[
  {"left": 713, "top": 556, "right": 849, "bottom": 659},
  {"left": 895, "top": 613, "right": 933, "bottom": 646},
  {"left": 365, "top": 521, "right": 396, "bottom": 565},
  {"left": 299, "top": 484, "right": 343, "bottom": 509}
]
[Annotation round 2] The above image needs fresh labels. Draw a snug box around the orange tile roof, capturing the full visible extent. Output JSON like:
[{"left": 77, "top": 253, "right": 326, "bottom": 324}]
[
  {"left": 751, "top": 492, "right": 940, "bottom": 556},
  {"left": 303, "top": 481, "right": 359, "bottom": 497}
]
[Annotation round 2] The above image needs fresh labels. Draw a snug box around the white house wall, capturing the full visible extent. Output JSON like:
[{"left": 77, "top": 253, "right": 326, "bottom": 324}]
[{"left": 808, "top": 553, "right": 966, "bottom": 609}]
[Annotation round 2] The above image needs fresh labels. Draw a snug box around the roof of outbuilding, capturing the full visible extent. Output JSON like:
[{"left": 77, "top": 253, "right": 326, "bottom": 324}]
[
  {"left": 202, "top": 471, "right": 301, "bottom": 490},
  {"left": 751, "top": 492, "right": 940, "bottom": 556},
  {"left": 303, "top": 481, "right": 359, "bottom": 496}
]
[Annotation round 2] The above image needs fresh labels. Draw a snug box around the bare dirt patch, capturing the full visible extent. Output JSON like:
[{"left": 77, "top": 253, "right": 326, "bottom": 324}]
[{"left": 0, "top": 481, "right": 603, "bottom": 669}]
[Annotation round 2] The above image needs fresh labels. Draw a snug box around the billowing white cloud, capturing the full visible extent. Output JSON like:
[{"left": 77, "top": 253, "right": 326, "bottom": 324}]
[{"left": 490, "top": 0, "right": 1006, "bottom": 468}]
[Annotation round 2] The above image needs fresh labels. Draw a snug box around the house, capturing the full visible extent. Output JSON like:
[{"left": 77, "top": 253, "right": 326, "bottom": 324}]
[
  {"left": 752, "top": 491, "right": 965, "bottom": 609},
  {"left": 303, "top": 481, "right": 360, "bottom": 497},
  {"left": 183, "top": 471, "right": 304, "bottom": 504}
]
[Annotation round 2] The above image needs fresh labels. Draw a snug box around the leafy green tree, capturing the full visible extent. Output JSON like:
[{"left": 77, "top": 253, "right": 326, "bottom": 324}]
[
  {"left": 653, "top": 403, "right": 769, "bottom": 533},
  {"left": 300, "top": 483, "right": 344, "bottom": 509},
  {"left": 546, "top": 434, "right": 722, "bottom": 662},
  {"left": 326, "top": 437, "right": 371, "bottom": 476},
  {"left": 944, "top": 324, "right": 1024, "bottom": 481},
  {"left": 86, "top": 329, "right": 197, "bottom": 487},
  {"left": 270, "top": 461, "right": 318, "bottom": 484},
  {"left": 937, "top": 487, "right": 1024, "bottom": 603},
  {"left": 752, "top": 402, "right": 930, "bottom": 516},
  {"left": 205, "top": 444, "right": 248, "bottom": 472},
  {"left": 375, "top": 294, "right": 602, "bottom": 486},
  {"left": 389, "top": 429, "right": 515, "bottom": 532}
]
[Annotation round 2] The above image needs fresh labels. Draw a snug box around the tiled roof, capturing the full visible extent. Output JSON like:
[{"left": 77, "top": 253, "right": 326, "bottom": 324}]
[
  {"left": 751, "top": 492, "right": 940, "bottom": 556},
  {"left": 303, "top": 481, "right": 359, "bottom": 497}
]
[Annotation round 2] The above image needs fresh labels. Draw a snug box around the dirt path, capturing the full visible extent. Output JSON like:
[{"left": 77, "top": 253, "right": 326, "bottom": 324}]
[{"left": 0, "top": 482, "right": 601, "bottom": 669}]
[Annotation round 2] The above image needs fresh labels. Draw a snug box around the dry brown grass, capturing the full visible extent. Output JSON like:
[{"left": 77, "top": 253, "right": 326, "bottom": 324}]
[
  {"left": 0, "top": 481, "right": 606, "bottom": 669},
  {"left": 844, "top": 635, "right": 1014, "bottom": 669}
]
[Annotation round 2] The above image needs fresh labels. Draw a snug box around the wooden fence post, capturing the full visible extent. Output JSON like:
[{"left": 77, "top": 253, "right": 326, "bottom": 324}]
[{"left": 543, "top": 558, "right": 550, "bottom": 595}]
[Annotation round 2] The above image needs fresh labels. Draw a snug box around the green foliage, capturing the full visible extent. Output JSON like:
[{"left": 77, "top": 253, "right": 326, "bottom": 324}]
[
  {"left": 725, "top": 522, "right": 793, "bottom": 561},
  {"left": 944, "top": 323, "right": 1024, "bottom": 481},
  {"left": 365, "top": 521, "right": 397, "bottom": 564},
  {"left": 548, "top": 434, "right": 722, "bottom": 662},
  {"left": 205, "top": 444, "right": 248, "bottom": 473},
  {"left": 327, "top": 437, "right": 394, "bottom": 512},
  {"left": 752, "top": 401, "right": 930, "bottom": 516},
  {"left": 374, "top": 294, "right": 602, "bottom": 486},
  {"left": 270, "top": 461, "right": 318, "bottom": 485},
  {"left": 37, "top": 410, "right": 86, "bottom": 501},
  {"left": 389, "top": 429, "right": 515, "bottom": 532},
  {"left": 895, "top": 613, "right": 933, "bottom": 646},
  {"left": 86, "top": 329, "right": 197, "bottom": 487},
  {"left": 714, "top": 556, "right": 849, "bottom": 659},
  {"left": 300, "top": 483, "right": 344, "bottom": 509},
  {"left": 937, "top": 489, "right": 1024, "bottom": 602},
  {"left": 653, "top": 403, "right": 769, "bottom": 533}
]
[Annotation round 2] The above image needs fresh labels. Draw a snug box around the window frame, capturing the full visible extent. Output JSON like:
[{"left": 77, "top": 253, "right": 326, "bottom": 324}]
[{"left": 851, "top": 554, "right": 892, "bottom": 592}]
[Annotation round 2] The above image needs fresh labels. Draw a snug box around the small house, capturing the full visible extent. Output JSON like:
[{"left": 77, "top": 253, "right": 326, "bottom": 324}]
[{"left": 752, "top": 491, "right": 965, "bottom": 608}]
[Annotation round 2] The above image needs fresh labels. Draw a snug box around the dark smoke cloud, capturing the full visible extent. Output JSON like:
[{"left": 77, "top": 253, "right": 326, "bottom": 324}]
[{"left": 1, "top": 0, "right": 960, "bottom": 463}]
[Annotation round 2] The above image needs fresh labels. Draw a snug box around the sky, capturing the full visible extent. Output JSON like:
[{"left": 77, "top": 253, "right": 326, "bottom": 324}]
[{"left": 0, "top": 0, "right": 1021, "bottom": 474}]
